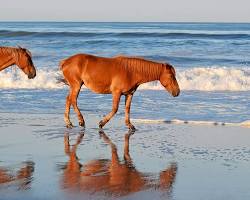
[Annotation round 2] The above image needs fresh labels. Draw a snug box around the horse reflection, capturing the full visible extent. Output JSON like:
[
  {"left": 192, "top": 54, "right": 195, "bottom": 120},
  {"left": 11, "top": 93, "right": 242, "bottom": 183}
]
[
  {"left": 0, "top": 161, "right": 35, "bottom": 190},
  {"left": 61, "top": 131, "right": 177, "bottom": 197}
]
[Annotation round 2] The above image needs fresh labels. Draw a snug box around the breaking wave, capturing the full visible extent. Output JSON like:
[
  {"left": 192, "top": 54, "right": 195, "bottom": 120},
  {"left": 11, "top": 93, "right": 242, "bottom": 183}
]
[
  {"left": 0, "top": 66, "right": 250, "bottom": 91},
  {"left": 140, "top": 66, "right": 250, "bottom": 91},
  {"left": 0, "top": 68, "right": 64, "bottom": 89}
]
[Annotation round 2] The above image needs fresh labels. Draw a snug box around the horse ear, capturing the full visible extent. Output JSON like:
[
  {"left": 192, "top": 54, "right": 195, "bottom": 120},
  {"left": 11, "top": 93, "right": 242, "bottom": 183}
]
[
  {"left": 17, "top": 46, "right": 32, "bottom": 57},
  {"left": 165, "top": 63, "right": 176, "bottom": 76},
  {"left": 25, "top": 49, "right": 32, "bottom": 57},
  {"left": 169, "top": 65, "right": 176, "bottom": 76}
]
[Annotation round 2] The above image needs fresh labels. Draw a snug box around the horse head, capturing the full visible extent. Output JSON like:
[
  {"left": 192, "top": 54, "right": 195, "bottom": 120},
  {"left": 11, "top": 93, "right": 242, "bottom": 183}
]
[
  {"left": 160, "top": 64, "right": 180, "bottom": 97},
  {"left": 16, "top": 46, "right": 36, "bottom": 79}
]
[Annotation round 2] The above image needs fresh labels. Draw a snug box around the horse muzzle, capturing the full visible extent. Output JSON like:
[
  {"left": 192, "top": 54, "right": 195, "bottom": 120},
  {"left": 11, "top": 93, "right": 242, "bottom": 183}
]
[
  {"left": 28, "top": 71, "right": 36, "bottom": 79},
  {"left": 172, "top": 89, "right": 180, "bottom": 97}
]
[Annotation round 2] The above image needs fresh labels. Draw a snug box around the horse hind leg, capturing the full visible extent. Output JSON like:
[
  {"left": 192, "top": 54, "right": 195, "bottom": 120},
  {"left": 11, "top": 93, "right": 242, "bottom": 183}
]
[
  {"left": 64, "top": 83, "right": 84, "bottom": 128},
  {"left": 70, "top": 84, "right": 85, "bottom": 127},
  {"left": 64, "top": 92, "right": 73, "bottom": 128}
]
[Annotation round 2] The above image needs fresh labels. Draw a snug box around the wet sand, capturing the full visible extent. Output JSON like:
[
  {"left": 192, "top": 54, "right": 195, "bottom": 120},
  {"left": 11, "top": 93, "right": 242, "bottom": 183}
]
[{"left": 0, "top": 112, "right": 250, "bottom": 200}]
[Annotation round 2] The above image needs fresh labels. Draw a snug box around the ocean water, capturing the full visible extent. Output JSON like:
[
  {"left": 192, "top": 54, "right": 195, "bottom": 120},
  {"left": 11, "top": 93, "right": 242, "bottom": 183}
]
[{"left": 0, "top": 22, "right": 250, "bottom": 124}]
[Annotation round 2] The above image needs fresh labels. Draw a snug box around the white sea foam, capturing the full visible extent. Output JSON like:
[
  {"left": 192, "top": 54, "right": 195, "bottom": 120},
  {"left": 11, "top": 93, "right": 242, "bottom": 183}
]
[
  {"left": 177, "top": 67, "right": 250, "bottom": 91},
  {"left": 132, "top": 118, "right": 250, "bottom": 128},
  {"left": 140, "top": 66, "right": 250, "bottom": 91},
  {"left": 0, "top": 68, "right": 64, "bottom": 89},
  {"left": 0, "top": 66, "right": 250, "bottom": 91}
]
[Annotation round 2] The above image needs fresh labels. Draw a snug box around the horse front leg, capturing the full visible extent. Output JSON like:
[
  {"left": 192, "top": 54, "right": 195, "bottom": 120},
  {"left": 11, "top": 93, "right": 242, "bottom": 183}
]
[
  {"left": 99, "top": 92, "right": 121, "bottom": 129},
  {"left": 125, "top": 94, "right": 136, "bottom": 130}
]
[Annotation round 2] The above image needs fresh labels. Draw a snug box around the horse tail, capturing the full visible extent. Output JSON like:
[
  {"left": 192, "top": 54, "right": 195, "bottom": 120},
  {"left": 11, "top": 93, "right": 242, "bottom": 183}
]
[
  {"left": 58, "top": 59, "right": 69, "bottom": 85},
  {"left": 57, "top": 77, "right": 69, "bottom": 85},
  {"left": 59, "top": 59, "right": 67, "bottom": 70}
]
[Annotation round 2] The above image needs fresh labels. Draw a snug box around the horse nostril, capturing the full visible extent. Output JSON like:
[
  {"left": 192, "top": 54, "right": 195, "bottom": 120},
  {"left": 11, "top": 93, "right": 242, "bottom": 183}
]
[
  {"left": 176, "top": 90, "right": 180, "bottom": 96},
  {"left": 28, "top": 73, "right": 36, "bottom": 79},
  {"left": 173, "top": 90, "right": 180, "bottom": 97}
]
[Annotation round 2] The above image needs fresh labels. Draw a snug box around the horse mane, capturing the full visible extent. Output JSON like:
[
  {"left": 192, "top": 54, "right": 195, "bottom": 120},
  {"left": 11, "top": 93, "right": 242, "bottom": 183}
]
[
  {"left": 0, "top": 46, "right": 32, "bottom": 58},
  {"left": 115, "top": 56, "right": 165, "bottom": 80},
  {"left": 0, "top": 47, "right": 19, "bottom": 56}
]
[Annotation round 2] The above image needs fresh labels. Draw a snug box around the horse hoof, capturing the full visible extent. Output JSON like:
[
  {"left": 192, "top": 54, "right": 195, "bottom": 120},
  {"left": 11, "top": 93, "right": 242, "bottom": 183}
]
[
  {"left": 66, "top": 122, "right": 73, "bottom": 129},
  {"left": 79, "top": 121, "right": 85, "bottom": 127},
  {"left": 99, "top": 130, "right": 105, "bottom": 135},
  {"left": 99, "top": 120, "right": 104, "bottom": 129},
  {"left": 66, "top": 124, "right": 73, "bottom": 129},
  {"left": 128, "top": 124, "right": 136, "bottom": 131}
]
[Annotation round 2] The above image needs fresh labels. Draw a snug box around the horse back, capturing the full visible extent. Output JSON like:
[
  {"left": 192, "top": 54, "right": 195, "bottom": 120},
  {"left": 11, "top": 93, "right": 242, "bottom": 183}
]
[
  {"left": 61, "top": 54, "right": 117, "bottom": 72},
  {"left": 60, "top": 54, "right": 132, "bottom": 94}
]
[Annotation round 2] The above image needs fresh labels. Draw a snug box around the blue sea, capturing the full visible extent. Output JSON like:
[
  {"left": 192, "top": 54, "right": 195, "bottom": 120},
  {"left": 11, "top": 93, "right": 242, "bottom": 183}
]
[{"left": 0, "top": 22, "right": 249, "bottom": 124}]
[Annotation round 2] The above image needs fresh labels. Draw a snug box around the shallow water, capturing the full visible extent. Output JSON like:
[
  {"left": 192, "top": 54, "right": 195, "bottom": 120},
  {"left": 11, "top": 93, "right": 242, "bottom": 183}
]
[
  {"left": 0, "top": 113, "right": 250, "bottom": 200},
  {"left": 0, "top": 89, "right": 249, "bottom": 124}
]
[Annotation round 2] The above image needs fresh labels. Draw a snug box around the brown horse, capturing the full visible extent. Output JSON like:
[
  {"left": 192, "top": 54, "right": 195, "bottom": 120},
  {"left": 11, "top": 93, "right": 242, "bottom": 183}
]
[
  {"left": 60, "top": 54, "right": 180, "bottom": 129},
  {"left": 61, "top": 130, "right": 177, "bottom": 197},
  {"left": 0, "top": 46, "right": 36, "bottom": 79}
]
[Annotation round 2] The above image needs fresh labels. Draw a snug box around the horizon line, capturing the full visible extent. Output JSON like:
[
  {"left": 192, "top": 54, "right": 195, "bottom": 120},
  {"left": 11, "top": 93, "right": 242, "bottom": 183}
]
[{"left": 0, "top": 20, "right": 250, "bottom": 24}]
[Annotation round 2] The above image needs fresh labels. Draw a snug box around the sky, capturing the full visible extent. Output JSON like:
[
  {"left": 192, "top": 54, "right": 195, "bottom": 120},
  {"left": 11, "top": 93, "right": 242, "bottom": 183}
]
[{"left": 0, "top": 0, "right": 250, "bottom": 22}]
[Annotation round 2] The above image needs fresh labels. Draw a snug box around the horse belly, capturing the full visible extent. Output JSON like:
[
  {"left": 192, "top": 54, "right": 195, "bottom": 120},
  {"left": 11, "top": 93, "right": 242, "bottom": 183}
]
[{"left": 83, "top": 78, "right": 112, "bottom": 94}]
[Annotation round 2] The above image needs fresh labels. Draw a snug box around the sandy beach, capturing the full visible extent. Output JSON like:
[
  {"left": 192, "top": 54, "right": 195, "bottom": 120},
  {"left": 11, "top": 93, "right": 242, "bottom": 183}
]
[{"left": 0, "top": 112, "right": 250, "bottom": 200}]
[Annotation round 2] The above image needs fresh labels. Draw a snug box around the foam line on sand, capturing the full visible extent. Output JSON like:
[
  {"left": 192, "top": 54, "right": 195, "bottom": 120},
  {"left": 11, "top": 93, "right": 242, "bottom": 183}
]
[{"left": 131, "top": 118, "right": 250, "bottom": 127}]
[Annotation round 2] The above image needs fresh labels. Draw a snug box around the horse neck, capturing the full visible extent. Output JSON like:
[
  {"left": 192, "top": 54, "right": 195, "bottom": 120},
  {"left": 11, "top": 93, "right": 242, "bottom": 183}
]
[
  {"left": 118, "top": 57, "right": 164, "bottom": 84},
  {"left": 137, "top": 63, "right": 163, "bottom": 84},
  {"left": 0, "top": 48, "right": 17, "bottom": 71}
]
